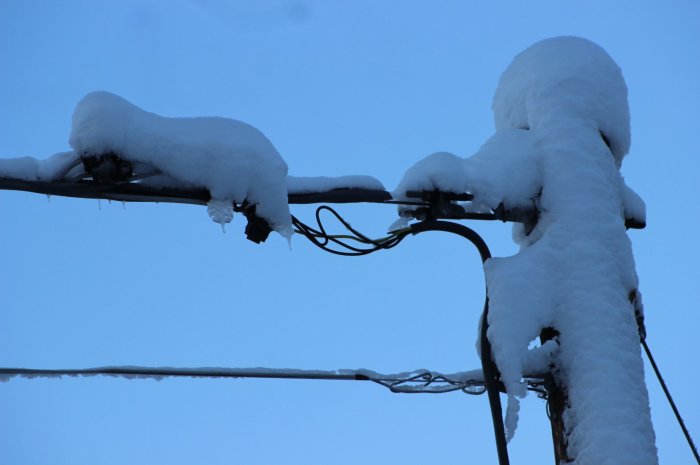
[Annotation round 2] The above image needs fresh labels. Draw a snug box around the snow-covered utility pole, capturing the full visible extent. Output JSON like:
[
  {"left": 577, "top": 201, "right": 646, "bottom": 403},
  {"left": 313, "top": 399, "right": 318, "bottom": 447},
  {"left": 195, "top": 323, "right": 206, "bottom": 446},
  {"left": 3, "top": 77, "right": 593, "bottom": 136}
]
[
  {"left": 393, "top": 37, "right": 657, "bottom": 464},
  {"left": 6, "top": 36, "right": 697, "bottom": 465}
]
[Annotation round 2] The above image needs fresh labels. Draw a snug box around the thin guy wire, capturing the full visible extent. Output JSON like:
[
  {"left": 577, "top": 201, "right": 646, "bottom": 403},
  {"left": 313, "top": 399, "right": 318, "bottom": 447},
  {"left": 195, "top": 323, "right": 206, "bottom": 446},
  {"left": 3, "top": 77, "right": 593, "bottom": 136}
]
[{"left": 642, "top": 339, "right": 700, "bottom": 464}]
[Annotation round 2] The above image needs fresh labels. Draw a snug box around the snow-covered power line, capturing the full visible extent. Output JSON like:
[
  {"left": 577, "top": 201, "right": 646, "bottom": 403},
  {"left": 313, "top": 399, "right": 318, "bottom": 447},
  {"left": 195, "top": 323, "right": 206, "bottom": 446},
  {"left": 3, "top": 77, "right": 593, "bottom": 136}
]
[{"left": 0, "top": 366, "right": 528, "bottom": 396}]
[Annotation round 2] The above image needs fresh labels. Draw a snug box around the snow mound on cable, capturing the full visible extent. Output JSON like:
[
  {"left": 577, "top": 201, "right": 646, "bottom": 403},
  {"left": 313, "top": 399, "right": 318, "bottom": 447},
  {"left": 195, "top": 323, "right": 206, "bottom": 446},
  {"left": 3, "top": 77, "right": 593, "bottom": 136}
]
[
  {"left": 493, "top": 36, "right": 630, "bottom": 163},
  {"left": 69, "top": 91, "right": 292, "bottom": 236},
  {"left": 393, "top": 131, "right": 541, "bottom": 211}
]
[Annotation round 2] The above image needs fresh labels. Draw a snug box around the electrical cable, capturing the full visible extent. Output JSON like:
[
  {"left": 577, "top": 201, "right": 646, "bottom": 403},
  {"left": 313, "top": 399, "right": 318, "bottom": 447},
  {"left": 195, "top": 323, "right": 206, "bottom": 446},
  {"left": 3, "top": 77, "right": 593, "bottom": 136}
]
[
  {"left": 291, "top": 205, "right": 410, "bottom": 256},
  {"left": 642, "top": 339, "right": 700, "bottom": 464},
  {"left": 0, "top": 367, "right": 488, "bottom": 395},
  {"left": 408, "top": 220, "right": 510, "bottom": 465},
  {"left": 291, "top": 211, "right": 510, "bottom": 465}
]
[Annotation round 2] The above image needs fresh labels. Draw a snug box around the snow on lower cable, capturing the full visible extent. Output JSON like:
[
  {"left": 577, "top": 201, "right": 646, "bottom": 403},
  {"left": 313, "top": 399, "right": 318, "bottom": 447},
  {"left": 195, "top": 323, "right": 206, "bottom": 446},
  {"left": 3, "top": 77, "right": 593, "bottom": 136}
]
[{"left": 69, "top": 91, "right": 293, "bottom": 237}]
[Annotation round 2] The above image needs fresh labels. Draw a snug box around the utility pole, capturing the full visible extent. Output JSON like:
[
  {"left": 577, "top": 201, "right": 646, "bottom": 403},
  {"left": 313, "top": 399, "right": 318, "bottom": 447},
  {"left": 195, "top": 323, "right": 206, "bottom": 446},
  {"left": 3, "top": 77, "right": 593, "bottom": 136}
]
[{"left": 540, "top": 327, "right": 570, "bottom": 464}]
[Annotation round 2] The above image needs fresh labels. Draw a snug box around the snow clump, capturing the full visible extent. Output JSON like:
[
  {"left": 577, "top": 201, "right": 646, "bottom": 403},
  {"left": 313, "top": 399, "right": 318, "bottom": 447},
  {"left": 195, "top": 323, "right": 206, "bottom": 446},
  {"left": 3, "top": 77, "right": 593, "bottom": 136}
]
[{"left": 69, "top": 91, "right": 293, "bottom": 237}]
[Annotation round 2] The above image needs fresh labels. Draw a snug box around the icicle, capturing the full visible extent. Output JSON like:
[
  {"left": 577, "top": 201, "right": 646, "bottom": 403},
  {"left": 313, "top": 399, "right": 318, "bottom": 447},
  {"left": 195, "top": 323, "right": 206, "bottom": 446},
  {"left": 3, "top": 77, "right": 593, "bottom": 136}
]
[
  {"left": 46, "top": 194, "right": 51, "bottom": 203},
  {"left": 207, "top": 198, "right": 234, "bottom": 232},
  {"left": 121, "top": 201, "right": 126, "bottom": 210},
  {"left": 98, "top": 199, "right": 102, "bottom": 210}
]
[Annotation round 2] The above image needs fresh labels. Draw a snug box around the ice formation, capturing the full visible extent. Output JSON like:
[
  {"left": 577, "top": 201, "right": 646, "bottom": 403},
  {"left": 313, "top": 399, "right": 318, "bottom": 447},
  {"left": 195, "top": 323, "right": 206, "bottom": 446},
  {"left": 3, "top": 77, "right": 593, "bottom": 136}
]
[
  {"left": 394, "top": 37, "right": 657, "bottom": 464},
  {"left": 70, "top": 91, "right": 293, "bottom": 237}
]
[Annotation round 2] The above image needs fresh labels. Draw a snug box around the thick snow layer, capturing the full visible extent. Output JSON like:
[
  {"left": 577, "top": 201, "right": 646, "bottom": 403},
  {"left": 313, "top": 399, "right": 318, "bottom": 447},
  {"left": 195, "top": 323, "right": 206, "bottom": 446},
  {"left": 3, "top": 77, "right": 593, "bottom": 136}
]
[
  {"left": 394, "top": 132, "right": 541, "bottom": 211},
  {"left": 0, "top": 151, "right": 79, "bottom": 181},
  {"left": 286, "top": 175, "right": 384, "bottom": 194},
  {"left": 70, "top": 91, "right": 292, "bottom": 237},
  {"left": 394, "top": 37, "right": 656, "bottom": 464},
  {"left": 493, "top": 36, "right": 631, "bottom": 164}
]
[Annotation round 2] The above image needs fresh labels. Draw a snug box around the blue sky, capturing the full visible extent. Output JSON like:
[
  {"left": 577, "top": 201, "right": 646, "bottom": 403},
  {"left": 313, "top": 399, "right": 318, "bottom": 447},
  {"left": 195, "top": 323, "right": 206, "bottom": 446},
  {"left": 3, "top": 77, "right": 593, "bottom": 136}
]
[{"left": 1, "top": 1, "right": 698, "bottom": 464}]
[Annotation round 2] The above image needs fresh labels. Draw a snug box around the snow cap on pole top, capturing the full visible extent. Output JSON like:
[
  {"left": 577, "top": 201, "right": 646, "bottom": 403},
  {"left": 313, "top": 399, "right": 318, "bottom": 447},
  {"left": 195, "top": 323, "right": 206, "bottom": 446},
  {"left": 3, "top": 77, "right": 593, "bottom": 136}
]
[{"left": 492, "top": 36, "right": 631, "bottom": 164}]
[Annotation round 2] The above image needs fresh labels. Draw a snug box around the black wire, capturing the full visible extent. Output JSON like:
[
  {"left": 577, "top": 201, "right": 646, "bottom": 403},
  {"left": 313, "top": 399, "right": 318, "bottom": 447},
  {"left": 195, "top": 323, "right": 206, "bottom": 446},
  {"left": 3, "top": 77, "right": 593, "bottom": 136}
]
[
  {"left": 409, "top": 220, "right": 510, "bottom": 465},
  {"left": 293, "top": 210, "right": 510, "bottom": 465},
  {"left": 315, "top": 206, "right": 372, "bottom": 242},
  {"left": 292, "top": 206, "right": 409, "bottom": 256},
  {"left": 642, "top": 338, "right": 700, "bottom": 464}
]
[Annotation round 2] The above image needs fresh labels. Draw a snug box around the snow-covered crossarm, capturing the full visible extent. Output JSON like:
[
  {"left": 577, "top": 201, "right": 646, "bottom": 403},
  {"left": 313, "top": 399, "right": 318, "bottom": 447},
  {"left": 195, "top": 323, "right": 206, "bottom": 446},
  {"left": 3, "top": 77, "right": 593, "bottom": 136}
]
[
  {"left": 0, "top": 173, "right": 644, "bottom": 233},
  {"left": 0, "top": 365, "right": 547, "bottom": 396},
  {"left": 0, "top": 89, "right": 646, "bottom": 246},
  {"left": 0, "top": 174, "right": 392, "bottom": 206}
]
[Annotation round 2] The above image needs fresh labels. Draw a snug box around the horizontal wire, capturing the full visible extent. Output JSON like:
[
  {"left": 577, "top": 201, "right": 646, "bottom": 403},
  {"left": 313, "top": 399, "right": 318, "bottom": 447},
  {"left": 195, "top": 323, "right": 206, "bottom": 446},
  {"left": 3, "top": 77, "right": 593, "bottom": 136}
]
[{"left": 0, "top": 366, "right": 491, "bottom": 395}]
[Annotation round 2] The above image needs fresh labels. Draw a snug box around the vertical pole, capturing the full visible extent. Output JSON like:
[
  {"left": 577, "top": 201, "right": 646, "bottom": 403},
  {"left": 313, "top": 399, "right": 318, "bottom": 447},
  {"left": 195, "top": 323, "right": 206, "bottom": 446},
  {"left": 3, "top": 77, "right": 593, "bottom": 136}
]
[
  {"left": 541, "top": 327, "right": 572, "bottom": 464},
  {"left": 545, "top": 375, "right": 571, "bottom": 464}
]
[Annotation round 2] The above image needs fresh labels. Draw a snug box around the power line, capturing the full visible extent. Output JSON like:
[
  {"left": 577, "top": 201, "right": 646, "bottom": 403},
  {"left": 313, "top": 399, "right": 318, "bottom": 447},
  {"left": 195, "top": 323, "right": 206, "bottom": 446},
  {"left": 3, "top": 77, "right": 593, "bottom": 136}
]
[
  {"left": 0, "top": 366, "right": 498, "bottom": 395},
  {"left": 642, "top": 339, "right": 700, "bottom": 464}
]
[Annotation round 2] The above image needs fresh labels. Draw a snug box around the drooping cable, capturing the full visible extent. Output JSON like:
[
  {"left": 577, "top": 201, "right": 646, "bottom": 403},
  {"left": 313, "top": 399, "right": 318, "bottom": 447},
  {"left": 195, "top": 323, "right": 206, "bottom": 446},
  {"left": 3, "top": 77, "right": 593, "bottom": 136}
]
[{"left": 292, "top": 205, "right": 410, "bottom": 256}]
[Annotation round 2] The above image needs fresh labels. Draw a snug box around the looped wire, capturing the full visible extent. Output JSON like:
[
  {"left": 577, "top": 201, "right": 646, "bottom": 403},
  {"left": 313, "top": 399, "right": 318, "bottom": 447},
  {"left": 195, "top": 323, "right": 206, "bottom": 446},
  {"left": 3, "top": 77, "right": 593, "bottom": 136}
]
[{"left": 292, "top": 206, "right": 410, "bottom": 256}]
